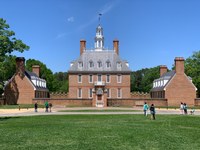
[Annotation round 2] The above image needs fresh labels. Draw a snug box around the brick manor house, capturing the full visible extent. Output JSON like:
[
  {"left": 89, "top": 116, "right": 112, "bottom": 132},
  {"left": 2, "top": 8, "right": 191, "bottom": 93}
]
[
  {"left": 1, "top": 23, "right": 200, "bottom": 107},
  {"left": 68, "top": 24, "right": 131, "bottom": 107}
]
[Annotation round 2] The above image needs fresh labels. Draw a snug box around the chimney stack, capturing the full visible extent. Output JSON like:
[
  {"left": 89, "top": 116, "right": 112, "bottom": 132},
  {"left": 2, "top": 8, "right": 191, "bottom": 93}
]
[
  {"left": 175, "top": 57, "right": 185, "bottom": 74},
  {"left": 80, "top": 39, "right": 86, "bottom": 55},
  {"left": 32, "top": 65, "right": 40, "bottom": 77},
  {"left": 160, "top": 65, "right": 168, "bottom": 77},
  {"left": 113, "top": 39, "right": 119, "bottom": 55},
  {"left": 16, "top": 57, "right": 25, "bottom": 78}
]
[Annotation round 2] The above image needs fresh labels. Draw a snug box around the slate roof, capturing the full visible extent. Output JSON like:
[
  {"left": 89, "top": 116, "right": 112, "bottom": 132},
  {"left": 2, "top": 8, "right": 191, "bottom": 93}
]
[
  {"left": 150, "top": 70, "right": 175, "bottom": 92},
  {"left": 25, "top": 70, "right": 48, "bottom": 91},
  {"left": 68, "top": 50, "right": 131, "bottom": 74}
]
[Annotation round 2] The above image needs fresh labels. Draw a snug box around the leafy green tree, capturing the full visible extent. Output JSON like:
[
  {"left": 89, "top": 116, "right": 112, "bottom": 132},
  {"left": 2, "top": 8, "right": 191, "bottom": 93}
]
[
  {"left": 53, "top": 72, "right": 69, "bottom": 92},
  {"left": 131, "top": 66, "right": 160, "bottom": 92},
  {"left": 0, "top": 18, "right": 29, "bottom": 94},
  {"left": 185, "top": 51, "right": 200, "bottom": 97}
]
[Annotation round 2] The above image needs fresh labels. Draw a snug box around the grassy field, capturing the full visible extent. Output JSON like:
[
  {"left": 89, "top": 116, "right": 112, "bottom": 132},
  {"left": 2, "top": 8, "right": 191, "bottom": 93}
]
[{"left": 0, "top": 115, "right": 200, "bottom": 150}]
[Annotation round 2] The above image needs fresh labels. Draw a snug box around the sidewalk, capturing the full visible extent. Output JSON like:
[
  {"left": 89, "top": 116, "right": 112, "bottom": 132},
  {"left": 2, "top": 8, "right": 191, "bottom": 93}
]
[{"left": 0, "top": 107, "right": 199, "bottom": 117}]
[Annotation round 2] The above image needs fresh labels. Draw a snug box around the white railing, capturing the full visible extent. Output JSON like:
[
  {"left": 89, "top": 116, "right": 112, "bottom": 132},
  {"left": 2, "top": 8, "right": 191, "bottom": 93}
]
[{"left": 94, "top": 81, "right": 105, "bottom": 86}]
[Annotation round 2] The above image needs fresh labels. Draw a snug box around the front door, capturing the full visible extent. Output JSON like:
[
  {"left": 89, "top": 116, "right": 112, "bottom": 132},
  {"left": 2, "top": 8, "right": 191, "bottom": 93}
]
[{"left": 96, "top": 95, "right": 104, "bottom": 107}]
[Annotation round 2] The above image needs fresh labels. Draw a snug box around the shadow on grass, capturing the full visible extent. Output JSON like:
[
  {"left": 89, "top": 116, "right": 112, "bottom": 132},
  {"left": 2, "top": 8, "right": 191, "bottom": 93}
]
[{"left": 0, "top": 117, "right": 20, "bottom": 121}]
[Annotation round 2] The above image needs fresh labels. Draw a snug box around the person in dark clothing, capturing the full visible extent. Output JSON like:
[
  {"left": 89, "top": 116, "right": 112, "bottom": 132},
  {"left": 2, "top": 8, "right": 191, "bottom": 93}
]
[
  {"left": 183, "top": 103, "right": 188, "bottom": 115},
  {"left": 45, "top": 101, "right": 49, "bottom": 112},
  {"left": 34, "top": 102, "right": 38, "bottom": 112},
  {"left": 150, "top": 104, "right": 156, "bottom": 120}
]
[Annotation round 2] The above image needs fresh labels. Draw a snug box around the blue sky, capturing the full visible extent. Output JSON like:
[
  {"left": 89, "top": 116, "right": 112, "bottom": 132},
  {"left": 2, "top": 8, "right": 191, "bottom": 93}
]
[{"left": 1, "top": 0, "right": 200, "bottom": 73}]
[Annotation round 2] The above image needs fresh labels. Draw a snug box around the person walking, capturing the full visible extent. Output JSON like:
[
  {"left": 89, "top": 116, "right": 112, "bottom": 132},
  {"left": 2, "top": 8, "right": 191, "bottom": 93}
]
[
  {"left": 183, "top": 103, "right": 188, "bottom": 115},
  {"left": 150, "top": 104, "right": 156, "bottom": 120},
  {"left": 45, "top": 101, "right": 49, "bottom": 112},
  {"left": 143, "top": 102, "right": 149, "bottom": 116},
  {"left": 34, "top": 102, "right": 38, "bottom": 112}
]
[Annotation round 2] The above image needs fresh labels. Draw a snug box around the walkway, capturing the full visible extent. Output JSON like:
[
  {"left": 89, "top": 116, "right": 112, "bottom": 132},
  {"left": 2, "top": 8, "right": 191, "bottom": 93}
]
[{"left": 0, "top": 106, "right": 199, "bottom": 117}]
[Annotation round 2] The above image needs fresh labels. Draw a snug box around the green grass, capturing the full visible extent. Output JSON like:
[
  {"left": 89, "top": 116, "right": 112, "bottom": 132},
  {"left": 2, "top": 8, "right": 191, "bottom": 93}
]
[{"left": 0, "top": 115, "right": 200, "bottom": 150}]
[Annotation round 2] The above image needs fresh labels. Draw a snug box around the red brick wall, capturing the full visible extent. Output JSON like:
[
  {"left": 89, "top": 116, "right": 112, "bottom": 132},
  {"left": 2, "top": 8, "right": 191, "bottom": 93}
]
[{"left": 165, "top": 74, "right": 196, "bottom": 106}]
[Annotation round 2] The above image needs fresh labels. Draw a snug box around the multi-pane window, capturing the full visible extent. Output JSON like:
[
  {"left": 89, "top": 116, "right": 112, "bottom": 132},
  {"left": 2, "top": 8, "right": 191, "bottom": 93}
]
[
  {"left": 98, "top": 61, "right": 102, "bottom": 68},
  {"left": 98, "top": 74, "right": 102, "bottom": 82},
  {"left": 89, "top": 88, "right": 93, "bottom": 98},
  {"left": 106, "top": 74, "right": 110, "bottom": 83},
  {"left": 107, "top": 89, "right": 111, "bottom": 98},
  {"left": 117, "top": 62, "right": 122, "bottom": 69},
  {"left": 117, "top": 88, "right": 122, "bottom": 98},
  {"left": 78, "top": 74, "right": 82, "bottom": 83},
  {"left": 78, "top": 62, "right": 83, "bottom": 68},
  {"left": 106, "top": 61, "right": 111, "bottom": 68},
  {"left": 89, "top": 61, "right": 94, "bottom": 68},
  {"left": 117, "top": 75, "right": 122, "bottom": 83},
  {"left": 78, "top": 88, "right": 82, "bottom": 98},
  {"left": 89, "top": 75, "right": 93, "bottom": 83}
]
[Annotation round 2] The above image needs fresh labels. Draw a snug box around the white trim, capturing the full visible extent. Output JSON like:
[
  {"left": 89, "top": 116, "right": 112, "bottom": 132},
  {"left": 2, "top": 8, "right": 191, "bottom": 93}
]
[
  {"left": 78, "top": 74, "right": 82, "bottom": 83},
  {"left": 184, "top": 74, "right": 198, "bottom": 91},
  {"left": 117, "top": 74, "right": 122, "bottom": 83},
  {"left": 88, "top": 74, "right": 93, "bottom": 83},
  {"left": 106, "top": 74, "right": 111, "bottom": 83},
  {"left": 117, "top": 88, "right": 122, "bottom": 98},
  {"left": 107, "top": 88, "right": 111, "bottom": 98},
  {"left": 25, "top": 76, "right": 36, "bottom": 90},
  {"left": 77, "top": 88, "right": 82, "bottom": 98},
  {"left": 88, "top": 88, "right": 93, "bottom": 98}
]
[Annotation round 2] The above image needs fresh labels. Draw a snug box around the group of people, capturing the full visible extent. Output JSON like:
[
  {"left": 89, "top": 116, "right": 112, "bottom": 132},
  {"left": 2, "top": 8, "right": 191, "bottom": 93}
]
[
  {"left": 143, "top": 102, "right": 156, "bottom": 120},
  {"left": 180, "top": 102, "right": 188, "bottom": 115},
  {"left": 34, "top": 101, "right": 52, "bottom": 112}
]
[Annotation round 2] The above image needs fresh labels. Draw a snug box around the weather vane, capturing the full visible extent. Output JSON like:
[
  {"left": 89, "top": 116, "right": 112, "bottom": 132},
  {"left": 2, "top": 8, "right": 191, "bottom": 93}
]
[{"left": 98, "top": 13, "right": 102, "bottom": 25}]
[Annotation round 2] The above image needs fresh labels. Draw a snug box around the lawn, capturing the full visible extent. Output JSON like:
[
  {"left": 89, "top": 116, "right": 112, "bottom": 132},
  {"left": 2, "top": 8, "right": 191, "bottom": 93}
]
[{"left": 0, "top": 115, "right": 200, "bottom": 150}]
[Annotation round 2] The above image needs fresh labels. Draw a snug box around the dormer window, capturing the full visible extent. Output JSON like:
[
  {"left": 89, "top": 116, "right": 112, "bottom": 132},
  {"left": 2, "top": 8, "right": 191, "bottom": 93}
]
[
  {"left": 89, "top": 60, "right": 94, "bottom": 68},
  {"left": 98, "top": 60, "right": 102, "bottom": 68},
  {"left": 117, "top": 62, "right": 122, "bottom": 69},
  {"left": 106, "top": 60, "right": 111, "bottom": 68},
  {"left": 78, "top": 61, "right": 83, "bottom": 68}
]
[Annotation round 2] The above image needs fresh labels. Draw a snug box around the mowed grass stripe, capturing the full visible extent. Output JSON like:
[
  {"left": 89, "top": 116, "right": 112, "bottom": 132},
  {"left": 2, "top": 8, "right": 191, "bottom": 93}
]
[{"left": 0, "top": 115, "right": 200, "bottom": 150}]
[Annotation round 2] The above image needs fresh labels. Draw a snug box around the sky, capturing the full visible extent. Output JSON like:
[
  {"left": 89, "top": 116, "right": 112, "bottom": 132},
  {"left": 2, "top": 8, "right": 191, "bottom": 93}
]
[{"left": 1, "top": 0, "right": 200, "bottom": 73}]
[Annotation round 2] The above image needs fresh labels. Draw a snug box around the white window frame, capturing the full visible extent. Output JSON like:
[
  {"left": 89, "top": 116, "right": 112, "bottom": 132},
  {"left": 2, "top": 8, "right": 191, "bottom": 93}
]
[
  {"left": 117, "top": 74, "right": 122, "bottom": 83},
  {"left": 106, "top": 74, "right": 110, "bottom": 83},
  {"left": 106, "top": 61, "right": 111, "bottom": 68},
  {"left": 107, "top": 88, "right": 111, "bottom": 98},
  {"left": 78, "top": 74, "right": 82, "bottom": 83},
  {"left": 89, "top": 88, "right": 93, "bottom": 98},
  {"left": 78, "top": 62, "right": 83, "bottom": 68},
  {"left": 117, "top": 88, "right": 122, "bottom": 98},
  {"left": 89, "top": 61, "right": 94, "bottom": 68},
  {"left": 77, "top": 88, "right": 82, "bottom": 98},
  {"left": 88, "top": 74, "right": 93, "bottom": 83},
  {"left": 117, "top": 62, "right": 122, "bottom": 69},
  {"left": 98, "top": 61, "right": 102, "bottom": 68},
  {"left": 97, "top": 74, "right": 102, "bottom": 82}
]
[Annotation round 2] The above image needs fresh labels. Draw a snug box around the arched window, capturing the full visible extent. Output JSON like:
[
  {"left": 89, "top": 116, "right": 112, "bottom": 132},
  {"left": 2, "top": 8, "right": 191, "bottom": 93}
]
[{"left": 78, "top": 61, "right": 83, "bottom": 68}]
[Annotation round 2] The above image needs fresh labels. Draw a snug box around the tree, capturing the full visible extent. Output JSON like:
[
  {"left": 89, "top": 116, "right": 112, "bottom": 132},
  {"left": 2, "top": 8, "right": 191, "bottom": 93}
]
[
  {"left": 131, "top": 66, "right": 160, "bottom": 92},
  {"left": 53, "top": 72, "right": 69, "bottom": 92},
  {"left": 185, "top": 51, "right": 200, "bottom": 97},
  {"left": 0, "top": 18, "right": 29, "bottom": 94}
]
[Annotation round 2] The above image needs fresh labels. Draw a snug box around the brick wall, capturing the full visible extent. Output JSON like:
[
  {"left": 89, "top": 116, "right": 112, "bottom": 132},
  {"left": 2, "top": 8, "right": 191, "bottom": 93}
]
[{"left": 165, "top": 74, "right": 196, "bottom": 106}]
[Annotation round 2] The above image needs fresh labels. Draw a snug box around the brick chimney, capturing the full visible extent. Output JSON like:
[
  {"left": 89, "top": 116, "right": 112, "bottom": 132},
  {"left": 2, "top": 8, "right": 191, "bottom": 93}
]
[
  {"left": 32, "top": 65, "right": 40, "bottom": 77},
  {"left": 160, "top": 65, "right": 168, "bottom": 77},
  {"left": 80, "top": 39, "right": 86, "bottom": 55},
  {"left": 175, "top": 57, "right": 185, "bottom": 74},
  {"left": 113, "top": 39, "right": 119, "bottom": 55},
  {"left": 16, "top": 57, "right": 25, "bottom": 78}
]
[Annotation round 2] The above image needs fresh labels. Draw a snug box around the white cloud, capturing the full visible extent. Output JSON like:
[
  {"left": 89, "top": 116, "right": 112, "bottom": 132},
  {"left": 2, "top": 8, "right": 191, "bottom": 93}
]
[{"left": 67, "top": 17, "right": 74, "bottom": 22}]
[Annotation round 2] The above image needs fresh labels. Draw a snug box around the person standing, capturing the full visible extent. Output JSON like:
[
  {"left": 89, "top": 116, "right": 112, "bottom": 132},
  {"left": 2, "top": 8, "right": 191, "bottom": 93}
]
[
  {"left": 34, "top": 102, "right": 38, "bottom": 112},
  {"left": 49, "top": 103, "right": 52, "bottom": 112},
  {"left": 150, "top": 104, "right": 156, "bottom": 120},
  {"left": 45, "top": 101, "right": 49, "bottom": 112},
  {"left": 180, "top": 102, "right": 184, "bottom": 114},
  {"left": 143, "top": 102, "right": 149, "bottom": 116}
]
